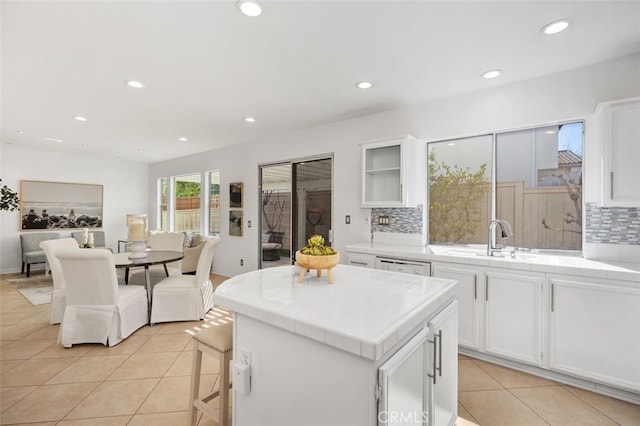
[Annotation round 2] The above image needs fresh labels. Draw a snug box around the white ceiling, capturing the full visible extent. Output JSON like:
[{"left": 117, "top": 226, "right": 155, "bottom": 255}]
[{"left": 2, "top": 1, "right": 639, "bottom": 164}]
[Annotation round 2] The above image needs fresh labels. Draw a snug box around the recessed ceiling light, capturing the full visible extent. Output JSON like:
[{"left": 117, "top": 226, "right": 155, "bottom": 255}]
[
  {"left": 138, "top": 149, "right": 144, "bottom": 153},
  {"left": 244, "top": 117, "right": 256, "bottom": 123},
  {"left": 16, "top": 130, "right": 25, "bottom": 134},
  {"left": 541, "top": 19, "right": 569, "bottom": 35},
  {"left": 481, "top": 69, "right": 502, "bottom": 79},
  {"left": 237, "top": 0, "right": 262, "bottom": 17},
  {"left": 178, "top": 137, "right": 188, "bottom": 141},
  {"left": 44, "top": 137, "right": 63, "bottom": 143},
  {"left": 73, "top": 116, "right": 88, "bottom": 122},
  {"left": 356, "top": 81, "right": 373, "bottom": 89},
  {"left": 544, "top": 130, "right": 557, "bottom": 134},
  {"left": 126, "top": 80, "right": 145, "bottom": 88},
  {"left": 447, "top": 143, "right": 455, "bottom": 146}
]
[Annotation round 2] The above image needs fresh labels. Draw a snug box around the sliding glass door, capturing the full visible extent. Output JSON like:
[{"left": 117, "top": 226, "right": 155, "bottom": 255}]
[{"left": 259, "top": 156, "right": 333, "bottom": 269}]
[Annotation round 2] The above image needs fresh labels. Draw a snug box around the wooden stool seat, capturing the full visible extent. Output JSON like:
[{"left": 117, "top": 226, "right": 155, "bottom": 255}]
[{"left": 188, "top": 322, "right": 233, "bottom": 426}]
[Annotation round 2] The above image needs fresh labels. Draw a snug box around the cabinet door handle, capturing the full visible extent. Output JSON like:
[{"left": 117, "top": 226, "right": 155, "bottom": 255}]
[
  {"left": 474, "top": 275, "right": 477, "bottom": 300},
  {"left": 485, "top": 276, "right": 489, "bottom": 301},
  {"left": 427, "top": 335, "right": 438, "bottom": 385},
  {"left": 551, "top": 283, "right": 555, "bottom": 312},
  {"left": 437, "top": 330, "right": 443, "bottom": 377},
  {"left": 611, "top": 171, "right": 614, "bottom": 200},
  {"left": 350, "top": 261, "right": 368, "bottom": 266}
]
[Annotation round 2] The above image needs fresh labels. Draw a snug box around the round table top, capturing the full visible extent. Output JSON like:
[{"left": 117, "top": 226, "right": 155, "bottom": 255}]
[{"left": 113, "top": 250, "right": 184, "bottom": 268}]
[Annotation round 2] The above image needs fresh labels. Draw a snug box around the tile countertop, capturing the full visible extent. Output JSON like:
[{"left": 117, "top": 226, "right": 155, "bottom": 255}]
[
  {"left": 346, "top": 243, "right": 640, "bottom": 285},
  {"left": 212, "top": 265, "right": 457, "bottom": 361}
]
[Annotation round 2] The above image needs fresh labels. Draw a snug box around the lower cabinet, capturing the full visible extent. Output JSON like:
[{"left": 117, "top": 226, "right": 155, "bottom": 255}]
[
  {"left": 377, "top": 301, "right": 458, "bottom": 426},
  {"left": 431, "top": 264, "right": 480, "bottom": 350},
  {"left": 428, "top": 300, "right": 458, "bottom": 426},
  {"left": 346, "top": 252, "right": 376, "bottom": 268},
  {"left": 549, "top": 276, "right": 640, "bottom": 392},
  {"left": 485, "top": 270, "right": 544, "bottom": 366}
]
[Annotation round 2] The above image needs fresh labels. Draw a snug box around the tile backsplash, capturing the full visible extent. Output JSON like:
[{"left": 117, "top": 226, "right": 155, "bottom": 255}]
[
  {"left": 371, "top": 207, "right": 423, "bottom": 234},
  {"left": 585, "top": 202, "right": 639, "bottom": 245}
]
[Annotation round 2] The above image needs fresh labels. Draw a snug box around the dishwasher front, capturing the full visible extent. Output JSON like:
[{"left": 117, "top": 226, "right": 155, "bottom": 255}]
[{"left": 375, "top": 257, "right": 432, "bottom": 276}]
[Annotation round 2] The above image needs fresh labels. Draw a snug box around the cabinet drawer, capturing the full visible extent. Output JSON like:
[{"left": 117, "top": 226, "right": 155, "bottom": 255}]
[{"left": 346, "top": 252, "right": 375, "bottom": 268}]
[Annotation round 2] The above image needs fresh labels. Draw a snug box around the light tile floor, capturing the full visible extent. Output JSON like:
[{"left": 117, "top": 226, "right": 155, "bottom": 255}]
[{"left": 1, "top": 272, "right": 639, "bottom": 425}]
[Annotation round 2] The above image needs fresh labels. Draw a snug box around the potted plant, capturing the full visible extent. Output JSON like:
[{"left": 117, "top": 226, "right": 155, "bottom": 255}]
[{"left": 295, "top": 234, "right": 340, "bottom": 284}]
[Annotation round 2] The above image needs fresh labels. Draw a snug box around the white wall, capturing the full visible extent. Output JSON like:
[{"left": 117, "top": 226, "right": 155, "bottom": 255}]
[
  {"left": 150, "top": 54, "right": 640, "bottom": 277},
  {"left": 4, "top": 54, "right": 635, "bottom": 276},
  {"left": 0, "top": 144, "right": 148, "bottom": 273}
]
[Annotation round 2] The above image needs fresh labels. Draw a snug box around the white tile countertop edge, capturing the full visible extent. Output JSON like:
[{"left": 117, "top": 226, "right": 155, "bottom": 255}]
[
  {"left": 212, "top": 265, "right": 457, "bottom": 361},
  {"left": 346, "top": 243, "right": 640, "bottom": 285}
]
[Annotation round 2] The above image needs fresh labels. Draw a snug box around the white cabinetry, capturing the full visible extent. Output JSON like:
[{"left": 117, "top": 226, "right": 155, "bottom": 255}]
[
  {"left": 378, "top": 300, "right": 458, "bottom": 426},
  {"left": 361, "top": 135, "right": 425, "bottom": 207},
  {"left": 432, "top": 263, "right": 480, "bottom": 350},
  {"left": 484, "top": 270, "right": 544, "bottom": 366},
  {"left": 428, "top": 301, "right": 458, "bottom": 426},
  {"left": 549, "top": 276, "right": 640, "bottom": 392},
  {"left": 597, "top": 97, "right": 640, "bottom": 207},
  {"left": 346, "top": 252, "right": 376, "bottom": 268}
]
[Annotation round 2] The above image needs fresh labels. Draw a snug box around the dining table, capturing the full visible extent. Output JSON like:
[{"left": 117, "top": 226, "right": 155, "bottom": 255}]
[{"left": 113, "top": 250, "right": 184, "bottom": 323}]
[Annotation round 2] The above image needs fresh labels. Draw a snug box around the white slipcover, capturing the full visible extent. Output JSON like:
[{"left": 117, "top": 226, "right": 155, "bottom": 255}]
[
  {"left": 56, "top": 249, "right": 148, "bottom": 347},
  {"left": 127, "top": 232, "right": 185, "bottom": 286},
  {"left": 39, "top": 238, "right": 81, "bottom": 324},
  {"left": 150, "top": 237, "right": 221, "bottom": 324}
]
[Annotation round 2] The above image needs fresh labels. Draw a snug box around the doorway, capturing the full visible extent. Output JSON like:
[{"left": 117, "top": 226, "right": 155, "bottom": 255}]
[{"left": 259, "top": 156, "right": 333, "bottom": 269}]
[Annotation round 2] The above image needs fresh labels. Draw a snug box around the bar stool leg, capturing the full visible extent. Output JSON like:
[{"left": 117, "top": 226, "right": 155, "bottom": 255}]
[
  {"left": 188, "top": 341, "right": 203, "bottom": 426},
  {"left": 219, "top": 351, "right": 231, "bottom": 426}
]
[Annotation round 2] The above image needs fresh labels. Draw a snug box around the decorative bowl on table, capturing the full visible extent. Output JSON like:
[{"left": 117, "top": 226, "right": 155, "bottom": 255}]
[{"left": 295, "top": 235, "right": 340, "bottom": 284}]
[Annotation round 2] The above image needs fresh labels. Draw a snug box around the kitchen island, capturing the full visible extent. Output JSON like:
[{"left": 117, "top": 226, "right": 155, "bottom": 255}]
[{"left": 212, "top": 264, "right": 458, "bottom": 426}]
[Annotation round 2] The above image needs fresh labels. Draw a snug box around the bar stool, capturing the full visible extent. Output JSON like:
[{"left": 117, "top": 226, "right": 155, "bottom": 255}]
[{"left": 188, "top": 322, "right": 233, "bottom": 426}]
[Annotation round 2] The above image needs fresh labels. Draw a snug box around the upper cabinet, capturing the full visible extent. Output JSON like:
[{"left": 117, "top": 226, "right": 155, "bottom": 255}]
[
  {"left": 361, "top": 135, "right": 425, "bottom": 208},
  {"left": 597, "top": 97, "right": 640, "bottom": 207}
]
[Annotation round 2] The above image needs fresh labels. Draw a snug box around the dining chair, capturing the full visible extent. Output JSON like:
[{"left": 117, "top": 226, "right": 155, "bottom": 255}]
[
  {"left": 150, "top": 237, "right": 221, "bottom": 324},
  {"left": 127, "top": 231, "right": 185, "bottom": 286},
  {"left": 56, "top": 248, "right": 148, "bottom": 347},
  {"left": 20, "top": 232, "right": 60, "bottom": 277},
  {"left": 39, "top": 238, "right": 82, "bottom": 325}
]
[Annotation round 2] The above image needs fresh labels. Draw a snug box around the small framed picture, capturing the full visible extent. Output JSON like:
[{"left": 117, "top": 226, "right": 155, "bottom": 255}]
[
  {"left": 230, "top": 182, "right": 243, "bottom": 208},
  {"left": 229, "top": 210, "right": 243, "bottom": 237}
]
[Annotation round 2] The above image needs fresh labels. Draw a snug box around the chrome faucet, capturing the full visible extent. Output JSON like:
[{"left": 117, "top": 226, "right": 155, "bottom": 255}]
[{"left": 487, "top": 220, "right": 511, "bottom": 256}]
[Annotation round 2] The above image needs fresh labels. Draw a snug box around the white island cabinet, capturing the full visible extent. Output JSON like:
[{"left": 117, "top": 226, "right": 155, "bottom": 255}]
[{"left": 212, "top": 265, "right": 458, "bottom": 426}]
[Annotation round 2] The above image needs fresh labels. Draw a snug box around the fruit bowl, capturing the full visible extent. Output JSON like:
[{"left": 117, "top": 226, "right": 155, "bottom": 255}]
[{"left": 295, "top": 250, "right": 340, "bottom": 284}]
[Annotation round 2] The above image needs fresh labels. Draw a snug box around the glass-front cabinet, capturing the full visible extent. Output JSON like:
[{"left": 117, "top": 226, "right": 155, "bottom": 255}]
[{"left": 361, "top": 135, "right": 425, "bottom": 207}]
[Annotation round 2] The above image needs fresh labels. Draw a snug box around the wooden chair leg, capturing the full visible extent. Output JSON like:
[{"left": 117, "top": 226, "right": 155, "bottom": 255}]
[
  {"left": 188, "top": 341, "right": 203, "bottom": 426},
  {"left": 219, "top": 351, "right": 231, "bottom": 426},
  {"left": 26, "top": 264, "right": 31, "bottom": 277},
  {"left": 21, "top": 261, "right": 25, "bottom": 274}
]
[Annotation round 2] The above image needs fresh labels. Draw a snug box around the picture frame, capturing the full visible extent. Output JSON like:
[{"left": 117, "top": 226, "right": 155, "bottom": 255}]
[
  {"left": 229, "top": 210, "right": 243, "bottom": 236},
  {"left": 20, "top": 180, "right": 104, "bottom": 230},
  {"left": 230, "top": 182, "right": 243, "bottom": 208}
]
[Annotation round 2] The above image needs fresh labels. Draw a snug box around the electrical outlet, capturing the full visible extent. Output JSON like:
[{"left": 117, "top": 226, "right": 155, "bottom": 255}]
[
  {"left": 240, "top": 258, "right": 244, "bottom": 266},
  {"left": 345, "top": 215, "right": 351, "bottom": 224},
  {"left": 378, "top": 215, "right": 390, "bottom": 225}
]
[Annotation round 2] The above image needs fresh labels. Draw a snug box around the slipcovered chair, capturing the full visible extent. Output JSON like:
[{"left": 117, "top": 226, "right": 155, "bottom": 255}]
[
  {"left": 39, "top": 238, "right": 81, "bottom": 325},
  {"left": 20, "top": 232, "right": 60, "bottom": 277},
  {"left": 127, "top": 232, "right": 185, "bottom": 286},
  {"left": 56, "top": 249, "right": 148, "bottom": 347},
  {"left": 71, "top": 230, "right": 110, "bottom": 251},
  {"left": 182, "top": 234, "right": 206, "bottom": 274},
  {"left": 150, "top": 237, "right": 221, "bottom": 324}
]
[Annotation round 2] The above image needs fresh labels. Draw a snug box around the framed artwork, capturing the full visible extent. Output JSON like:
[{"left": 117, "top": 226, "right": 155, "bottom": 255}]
[
  {"left": 229, "top": 210, "right": 243, "bottom": 236},
  {"left": 230, "top": 182, "right": 243, "bottom": 208},
  {"left": 20, "top": 180, "right": 103, "bottom": 230}
]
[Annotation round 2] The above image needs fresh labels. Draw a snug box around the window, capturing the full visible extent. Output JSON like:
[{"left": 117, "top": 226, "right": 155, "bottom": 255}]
[
  {"left": 428, "top": 121, "right": 583, "bottom": 252},
  {"left": 158, "top": 177, "right": 169, "bottom": 231},
  {"left": 208, "top": 170, "right": 220, "bottom": 235},
  {"left": 428, "top": 135, "right": 492, "bottom": 244},
  {"left": 496, "top": 122, "right": 583, "bottom": 251},
  {"left": 174, "top": 173, "right": 201, "bottom": 233}
]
